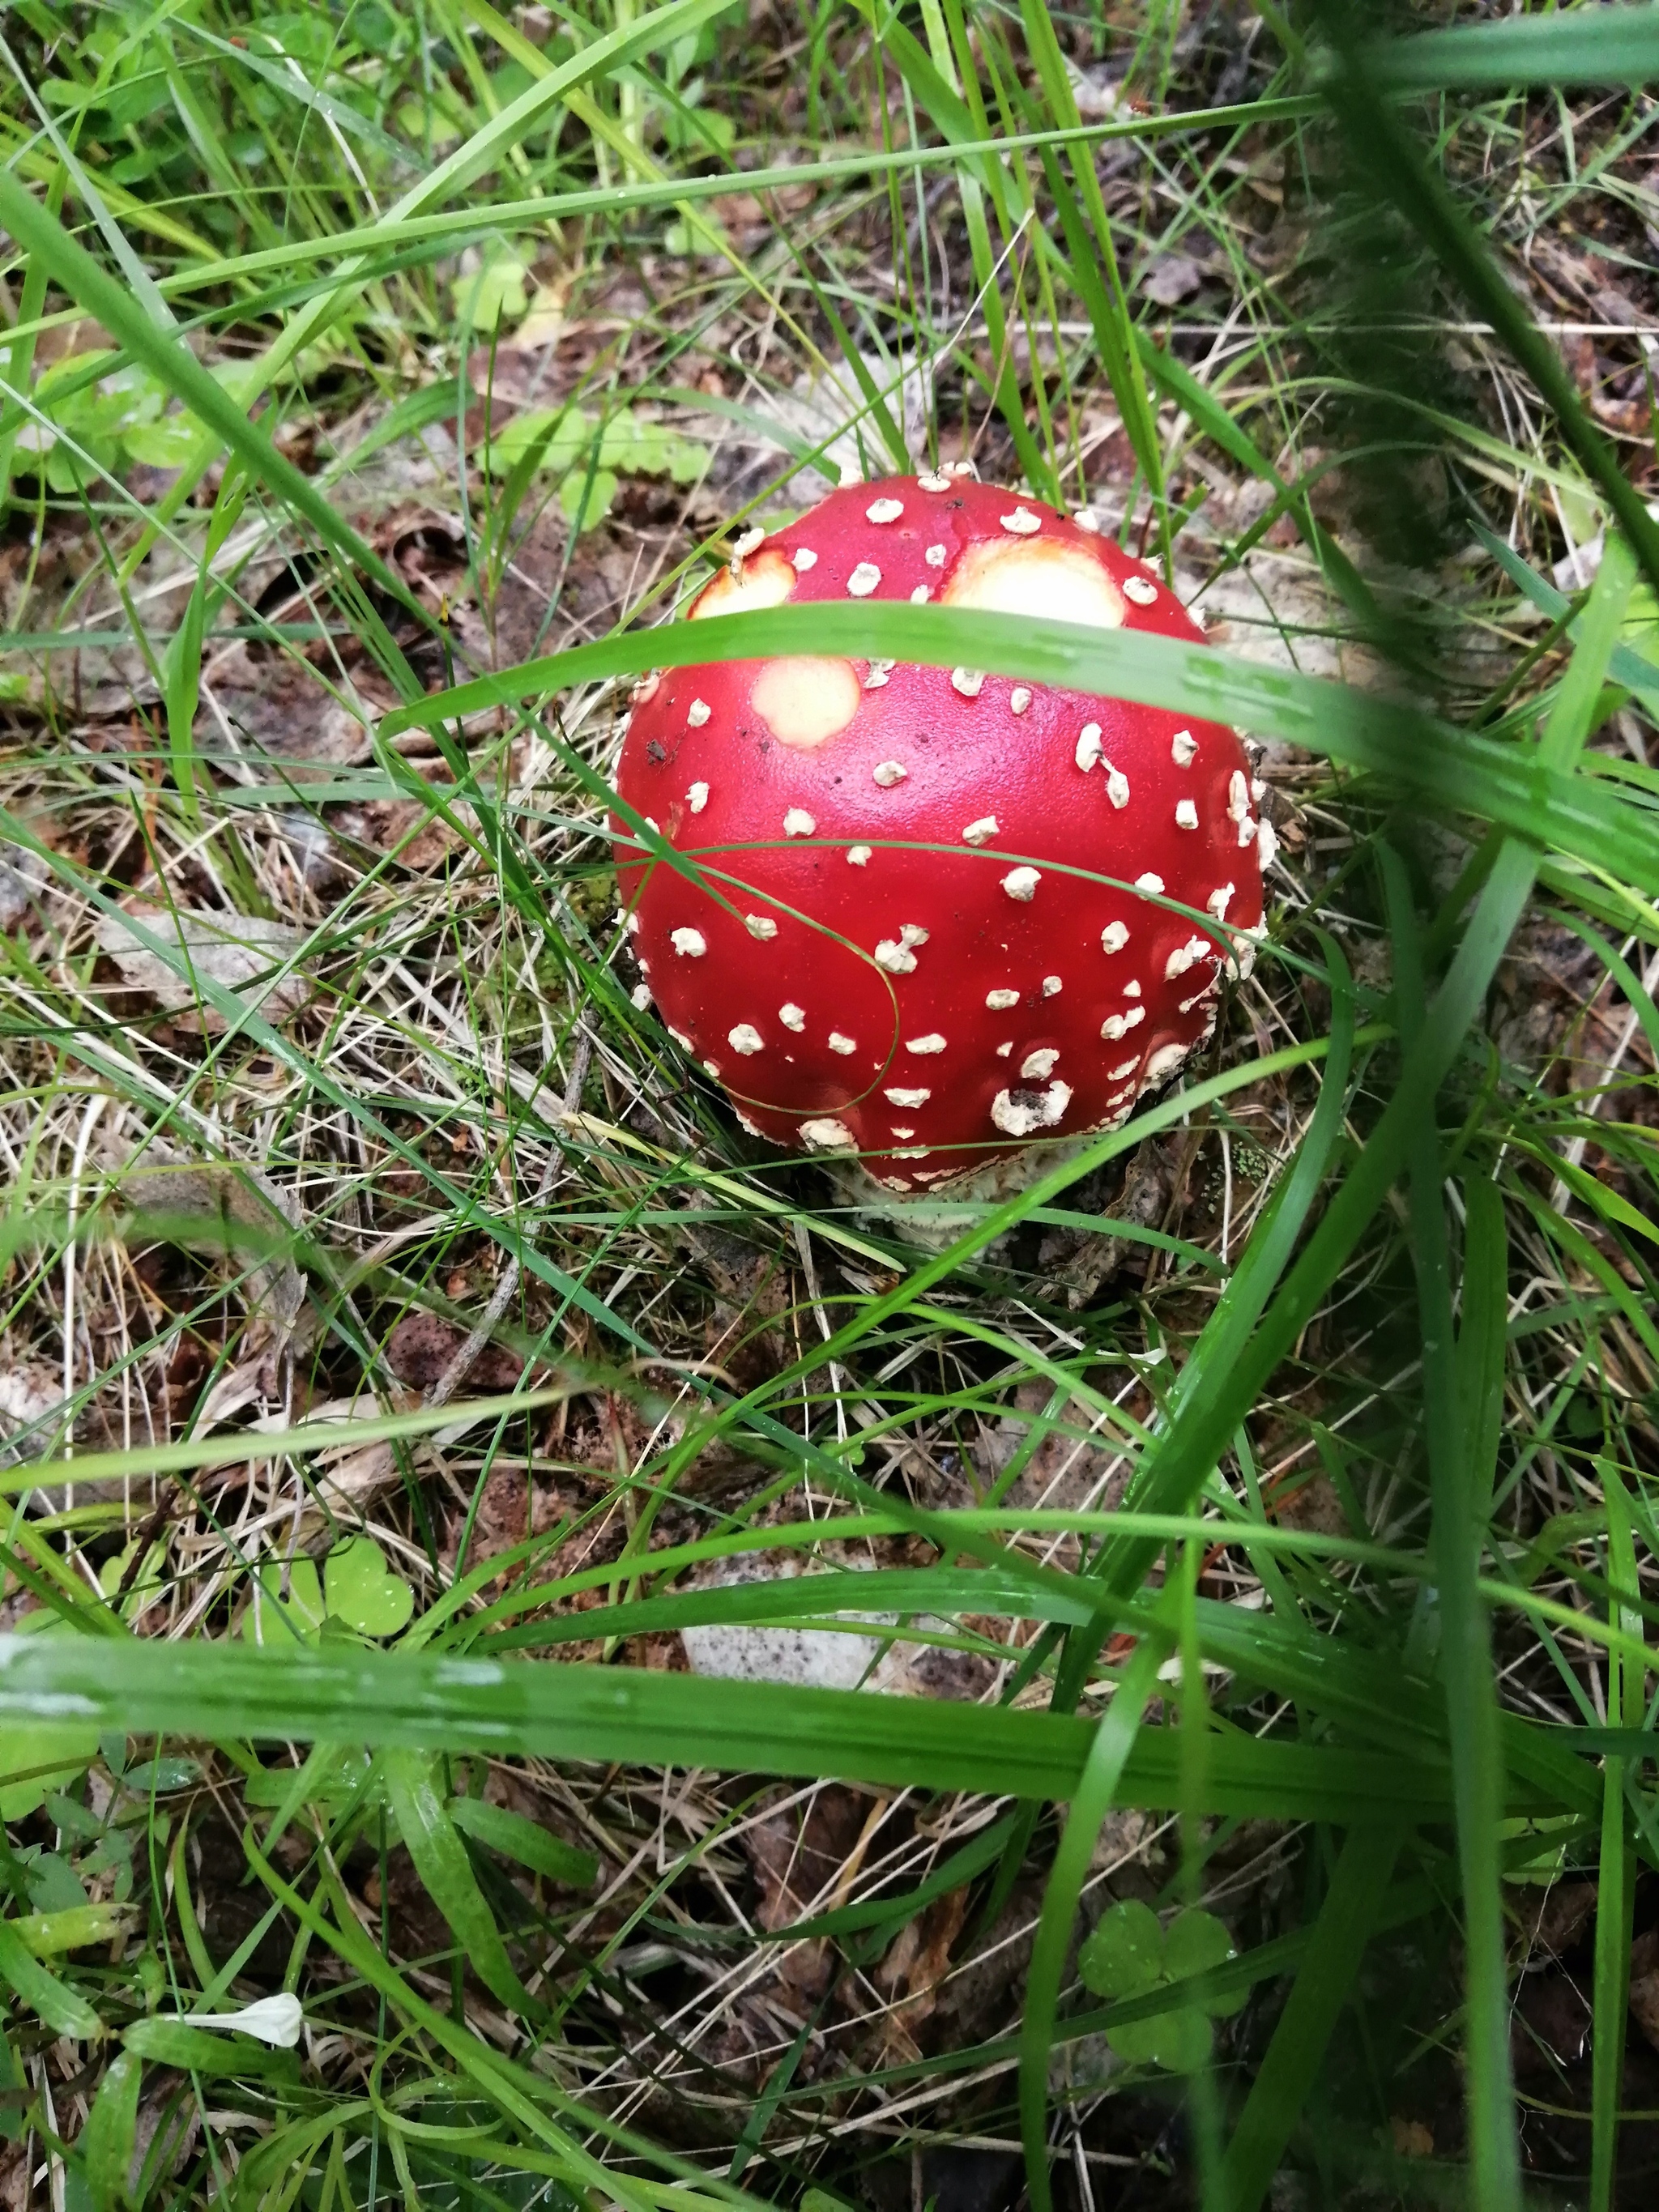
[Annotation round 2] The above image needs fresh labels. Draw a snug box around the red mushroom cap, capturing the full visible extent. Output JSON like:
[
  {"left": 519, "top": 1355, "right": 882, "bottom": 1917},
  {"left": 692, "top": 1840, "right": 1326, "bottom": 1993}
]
[{"left": 612, "top": 471, "right": 1267, "bottom": 1195}]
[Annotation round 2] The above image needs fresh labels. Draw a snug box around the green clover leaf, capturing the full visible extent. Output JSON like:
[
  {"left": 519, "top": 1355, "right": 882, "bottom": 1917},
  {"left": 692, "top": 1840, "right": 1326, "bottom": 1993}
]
[
  {"left": 1078, "top": 1903, "right": 1239, "bottom": 2073},
  {"left": 323, "top": 1535, "right": 414, "bottom": 1639},
  {"left": 1078, "top": 1899, "right": 1165, "bottom": 1999},
  {"left": 242, "top": 1555, "right": 324, "bottom": 1646}
]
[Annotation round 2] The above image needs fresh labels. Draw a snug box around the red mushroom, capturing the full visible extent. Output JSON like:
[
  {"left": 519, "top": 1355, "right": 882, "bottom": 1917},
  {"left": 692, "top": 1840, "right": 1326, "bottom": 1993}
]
[{"left": 612, "top": 470, "right": 1268, "bottom": 1196}]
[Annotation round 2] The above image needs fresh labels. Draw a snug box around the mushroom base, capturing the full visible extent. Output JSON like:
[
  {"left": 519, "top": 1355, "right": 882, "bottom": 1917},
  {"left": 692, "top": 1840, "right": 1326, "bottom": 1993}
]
[{"left": 826, "top": 1042, "right": 1200, "bottom": 1249}]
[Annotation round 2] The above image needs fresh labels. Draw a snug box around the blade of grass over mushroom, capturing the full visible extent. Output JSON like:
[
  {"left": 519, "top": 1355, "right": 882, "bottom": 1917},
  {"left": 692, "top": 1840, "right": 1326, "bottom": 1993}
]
[
  {"left": 7, "top": 0, "right": 1659, "bottom": 2191},
  {"left": 379, "top": 604, "right": 1659, "bottom": 884}
]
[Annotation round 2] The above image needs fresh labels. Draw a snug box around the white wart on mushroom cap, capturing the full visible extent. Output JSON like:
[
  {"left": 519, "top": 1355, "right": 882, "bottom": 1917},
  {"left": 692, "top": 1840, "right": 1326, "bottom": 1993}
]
[{"left": 611, "top": 475, "right": 1265, "bottom": 1191}]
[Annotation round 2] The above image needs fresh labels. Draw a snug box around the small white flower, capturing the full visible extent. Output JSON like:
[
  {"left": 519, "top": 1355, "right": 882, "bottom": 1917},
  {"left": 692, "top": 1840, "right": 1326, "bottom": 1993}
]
[{"left": 179, "top": 1994, "right": 304, "bottom": 2049}]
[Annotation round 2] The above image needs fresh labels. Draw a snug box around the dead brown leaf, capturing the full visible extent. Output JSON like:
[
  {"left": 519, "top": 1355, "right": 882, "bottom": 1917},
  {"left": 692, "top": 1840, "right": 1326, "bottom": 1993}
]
[{"left": 95, "top": 899, "right": 314, "bottom": 1029}]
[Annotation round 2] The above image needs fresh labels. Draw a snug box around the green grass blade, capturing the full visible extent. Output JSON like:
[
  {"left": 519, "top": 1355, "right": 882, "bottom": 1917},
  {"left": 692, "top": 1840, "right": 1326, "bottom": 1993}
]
[
  {"left": 1020, "top": 1623, "right": 1172, "bottom": 2212},
  {"left": 1311, "top": 0, "right": 1659, "bottom": 603},
  {"left": 0, "top": 1631, "right": 1473, "bottom": 1822},
  {"left": 1218, "top": 1822, "right": 1404, "bottom": 2212},
  {"left": 382, "top": 1748, "right": 540, "bottom": 2018},
  {"left": 1364, "top": 4, "right": 1659, "bottom": 91},
  {"left": 1393, "top": 922, "right": 1516, "bottom": 2210},
  {"left": 1591, "top": 1455, "right": 1643, "bottom": 2210},
  {"left": 0, "top": 1914, "right": 101, "bottom": 2039},
  {"left": 378, "top": 600, "right": 1659, "bottom": 886}
]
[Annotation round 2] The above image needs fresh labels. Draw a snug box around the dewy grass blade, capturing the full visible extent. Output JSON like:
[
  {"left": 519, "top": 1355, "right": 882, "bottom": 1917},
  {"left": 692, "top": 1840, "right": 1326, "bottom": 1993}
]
[{"left": 0, "top": 1632, "right": 1478, "bottom": 1823}]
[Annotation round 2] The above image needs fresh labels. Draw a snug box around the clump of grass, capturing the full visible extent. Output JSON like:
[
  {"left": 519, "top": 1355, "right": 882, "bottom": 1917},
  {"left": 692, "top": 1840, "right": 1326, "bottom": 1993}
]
[{"left": 2, "top": 6, "right": 1658, "bottom": 2211}]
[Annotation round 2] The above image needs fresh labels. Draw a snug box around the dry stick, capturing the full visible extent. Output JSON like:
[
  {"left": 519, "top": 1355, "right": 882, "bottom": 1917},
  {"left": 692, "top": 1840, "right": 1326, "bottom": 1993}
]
[{"left": 424, "top": 1035, "right": 591, "bottom": 1412}]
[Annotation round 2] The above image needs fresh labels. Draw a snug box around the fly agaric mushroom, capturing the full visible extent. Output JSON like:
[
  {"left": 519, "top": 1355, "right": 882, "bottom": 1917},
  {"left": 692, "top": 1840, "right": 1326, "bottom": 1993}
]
[{"left": 612, "top": 471, "right": 1268, "bottom": 1197}]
